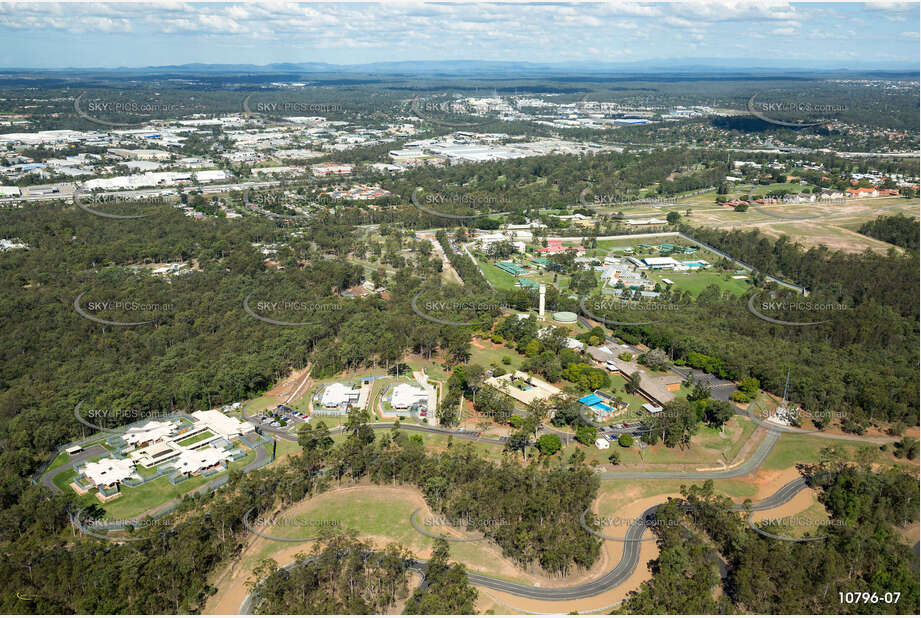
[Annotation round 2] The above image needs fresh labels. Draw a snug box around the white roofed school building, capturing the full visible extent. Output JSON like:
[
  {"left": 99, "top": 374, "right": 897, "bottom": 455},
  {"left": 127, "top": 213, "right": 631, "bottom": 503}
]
[
  {"left": 173, "top": 446, "right": 232, "bottom": 476},
  {"left": 642, "top": 257, "right": 681, "bottom": 270},
  {"left": 74, "top": 457, "right": 138, "bottom": 500},
  {"left": 123, "top": 420, "right": 179, "bottom": 447},
  {"left": 191, "top": 409, "right": 255, "bottom": 440},
  {"left": 316, "top": 382, "right": 362, "bottom": 411},
  {"left": 391, "top": 383, "right": 429, "bottom": 410},
  {"left": 80, "top": 458, "right": 136, "bottom": 488}
]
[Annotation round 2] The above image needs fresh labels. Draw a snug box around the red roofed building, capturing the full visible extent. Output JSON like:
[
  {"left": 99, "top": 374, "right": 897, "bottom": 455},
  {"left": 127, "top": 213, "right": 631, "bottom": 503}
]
[
  {"left": 846, "top": 187, "right": 878, "bottom": 197},
  {"left": 537, "top": 239, "right": 585, "bottom": 254}
]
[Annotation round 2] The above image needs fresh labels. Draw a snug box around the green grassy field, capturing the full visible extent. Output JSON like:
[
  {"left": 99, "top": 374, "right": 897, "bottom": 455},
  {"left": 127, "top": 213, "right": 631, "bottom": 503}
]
[
  {"left": 605, "top": 373, "right": 651, "bottom": 413},
  {"left": 556, "top": 414, "right": 757, "bottom": 467},
  {"left": 760, "top": 432, "right": 897, "bottom": 471},
  {"left": 53, "top": 467, "right": 81, "bottom": 494},
  {"left": 47, "top": 451, "right": 70, "bottom": 471},
  {"left": 596, "top": 476, "right": 760, "bottom": 518},
  {"left": 680, "top": 182, "right": 812, "bottom": 207},
  {"left": 245, "top": 396, "right": 276, "bottom": 415},
  {"left": 468, "top": 338, "right": 524, "bottom": 372},
  {"left": 406, "top": 357, "right": 449, "bottom": 382},
  {"left": 267, "top": 437, "right": 303, "bottom": 463},
  {"left": 475, "top": 258, "right": 519, "bottom": 290},
  {"left": 249, "top": 486, "right": 530, "bottom": 585},
  {"left": 647, "top": 269, "right": 751, "bottom": 298},
  {"left": 595, "top": 235, "right": 679, "bottom": 252},
  {"left": 177, "top": 430, "right": 214, "bottom": 447}
]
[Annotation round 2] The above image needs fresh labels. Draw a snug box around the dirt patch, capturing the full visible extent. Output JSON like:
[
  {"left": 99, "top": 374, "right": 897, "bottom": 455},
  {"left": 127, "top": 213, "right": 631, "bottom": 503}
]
[
  {"left": 741, "top": 466, "right": 804, "bottom": 500},
  {"left": 264, "top": 365, "right": 311, "bottom": 401},
  {"left": 751, "top": 486, "right": 820, "bottom": 523},
  {"left": 896, "top": 522, "right": 920, "bottom": 547}
]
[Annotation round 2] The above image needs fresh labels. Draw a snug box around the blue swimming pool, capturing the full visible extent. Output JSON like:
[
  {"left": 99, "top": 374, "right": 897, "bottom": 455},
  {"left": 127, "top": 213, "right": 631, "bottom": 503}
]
[{"left": 592, "top": 403, "right": 613, "bottom": 413}]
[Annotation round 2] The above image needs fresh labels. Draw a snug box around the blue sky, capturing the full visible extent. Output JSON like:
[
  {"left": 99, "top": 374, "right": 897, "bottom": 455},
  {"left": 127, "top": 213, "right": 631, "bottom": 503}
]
[{"left": 0, "top": 1, "right": 918, "bottom": 70}]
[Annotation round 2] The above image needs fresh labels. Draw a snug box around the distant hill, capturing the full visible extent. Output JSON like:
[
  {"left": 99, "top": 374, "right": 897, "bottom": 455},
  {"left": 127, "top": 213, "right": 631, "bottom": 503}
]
[{"left": 1, "top": 58, "right": 916, "bottom": 77}]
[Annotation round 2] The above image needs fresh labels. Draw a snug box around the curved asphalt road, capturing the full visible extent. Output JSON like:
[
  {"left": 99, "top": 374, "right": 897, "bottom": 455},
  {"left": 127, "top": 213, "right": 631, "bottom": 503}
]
[
  {"left": 39, "top": 444, "right": 107, "bottom": 492},
  {"left": 457, "top": 475, "right": 809, "bottom": 602},
  {"left": 240, "top": 475, "right": 815, "bottom": 610}
]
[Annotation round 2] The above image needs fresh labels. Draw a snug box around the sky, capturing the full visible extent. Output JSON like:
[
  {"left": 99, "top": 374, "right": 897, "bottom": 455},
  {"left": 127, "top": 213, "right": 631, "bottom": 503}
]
[{"left": 0, "top": 1, "right": 918, "bottom": 70}]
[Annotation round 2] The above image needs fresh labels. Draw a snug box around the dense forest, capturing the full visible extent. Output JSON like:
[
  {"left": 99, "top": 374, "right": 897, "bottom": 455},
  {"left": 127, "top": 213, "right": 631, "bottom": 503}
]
[
  {"left": 404, "top": 539, "right": 479, "bottom": 614},
  {"left": 249, "top": 534, "right": 413, "bottom": 614},
  {"left": 618, "top": 462, "right": 919, "bottom": 614},
  {"left": 0, "top": 411, "right": 589, "bottom": 613},
  {"left": 249, "top": 534, "right": 479, "bottom": 614},
  {"left": 857, "top": 214, "right": 920, "bottom": 251}
]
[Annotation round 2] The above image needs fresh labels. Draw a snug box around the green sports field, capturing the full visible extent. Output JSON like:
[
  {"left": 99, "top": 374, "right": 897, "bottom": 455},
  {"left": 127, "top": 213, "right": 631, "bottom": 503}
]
[{"left": 647, "top": 269, "right": 751, "bottom": 297}]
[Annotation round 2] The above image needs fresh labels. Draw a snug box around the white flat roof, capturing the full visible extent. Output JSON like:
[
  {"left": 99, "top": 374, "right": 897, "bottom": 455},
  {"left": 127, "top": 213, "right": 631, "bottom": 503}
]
[
  {"left": 643, "top": 257, "right": 679, "bottom": 266},
  {"left": 192, "top": 409, "right": 255, "bottom": 438}
]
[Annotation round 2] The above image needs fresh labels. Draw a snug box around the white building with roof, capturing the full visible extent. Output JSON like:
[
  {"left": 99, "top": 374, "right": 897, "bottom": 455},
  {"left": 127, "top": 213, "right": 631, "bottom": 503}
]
[
  {"left": 625, "top": 217, "right": 667, "bottom": 226},
  {"left": 320, "top": 383, "right": 361, "bottom": 408},
  {"left": 130, "top": 442, "right": 180, "bottom": 468},
  {"left": 172, "top": 447, "right": 231, "bottom": 476},
  {"left": 123, "top": 420, "right": 179, "bottom": 447},
  {"left": 81, "top": 458, "right": 136, "bottom": 488},
  {"left": 191, "top": 409, "right": 255, "bottom": 440},
  {"left": 642, "top": 256, "right": 680, "bottom": 270},
  {"left": 194, "top": 169, "right": 228, "bottom": 182},
  {"left": 391, "top": 383, "right": 429, "bottom": 410}
]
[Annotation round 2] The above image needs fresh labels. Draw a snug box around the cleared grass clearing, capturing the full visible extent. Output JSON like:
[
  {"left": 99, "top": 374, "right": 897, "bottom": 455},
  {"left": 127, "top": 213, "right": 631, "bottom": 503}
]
[
  {"left": 595, "top": 235, "right": 679, "bottom": 251},
  {"left": 596, "top": 477, "right": 759, "bottom": 515},
  {"left": 468, "top": 337, "right": 525, "bottom": 372},
  {"left": 760, "top": 432, "right": 903, "bottom": 471},
  {"left": 557, "top": 414, "right": 757, "bottom": 468},
  {"left": 246, "top": 485, "right": 532, "bottom": 585},
  {"left": 476, "top": 258, "right": 518, "bottom": 291},
  {"left": 647, "top": 269, "right": 751, "bottom": 297}
]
